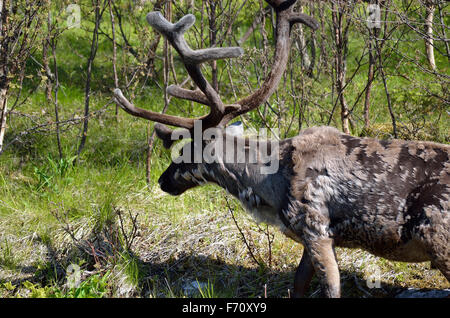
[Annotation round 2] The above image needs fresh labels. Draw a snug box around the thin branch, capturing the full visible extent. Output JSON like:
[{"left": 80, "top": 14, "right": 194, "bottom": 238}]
[{"left": 225, "top": 197, "right": 261, "bottom": 267}]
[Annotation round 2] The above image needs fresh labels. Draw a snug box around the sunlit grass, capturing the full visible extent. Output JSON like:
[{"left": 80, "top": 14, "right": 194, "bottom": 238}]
[{"left": 1, "top": 1, "right": 449, "bottom": 297}]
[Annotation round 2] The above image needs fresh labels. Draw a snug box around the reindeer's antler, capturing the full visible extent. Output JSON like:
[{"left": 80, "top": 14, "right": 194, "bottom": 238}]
[
  {"left": 114, "top": 0, "right": 318, "bottom": 136},
  {"left": 114, "top": 11, "right": 243, "bottom": 130},
  {"left": 218, "top": 0, "right": 318, "bottom": 127}
]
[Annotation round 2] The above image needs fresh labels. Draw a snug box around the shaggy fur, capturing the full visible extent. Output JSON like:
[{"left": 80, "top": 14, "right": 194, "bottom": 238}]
[{"left": 157, "top": 126, "right": 449, "bottom": 298}]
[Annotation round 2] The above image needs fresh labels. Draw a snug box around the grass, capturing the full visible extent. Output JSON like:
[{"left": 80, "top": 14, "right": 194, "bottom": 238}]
[
  {"left": 1, "top": 141, "right": 449, "bottom": 298},
  {"left": 1, "top": 93, "right": 449, "bottom": 298},
  {"left": 0, "top": 2, "right": 449, "bottom": 298},
  {"left": 1, "top": 86, "right": 449, "bottom": 298}
]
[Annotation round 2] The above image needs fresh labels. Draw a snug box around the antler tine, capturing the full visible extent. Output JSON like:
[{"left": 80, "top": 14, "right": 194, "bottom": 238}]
[
  {"left": 147, "top": 12, "right": 243, "bottom": 65},
  {"left": 288, "top": 13, "right": 319, "bottom": 30},
  {"left": 147, "top": 11, "right": 244, "bottom": 130},
  {"left": 218, "top": 0, "right": 319, "bottom": 127},
  {"left": 114, "top": 88, "right": 196, "bottom": 129},
  {"left": 166, "top": 85, "right": 211, "bottom": 106}
]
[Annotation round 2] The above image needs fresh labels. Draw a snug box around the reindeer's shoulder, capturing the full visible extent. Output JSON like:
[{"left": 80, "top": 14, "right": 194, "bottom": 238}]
[
  {"left": 298, "top": 126, "right": 342, "bottom": 138},
  {"left": 292, "top": 126, "right": 345, "bottom": 150}
]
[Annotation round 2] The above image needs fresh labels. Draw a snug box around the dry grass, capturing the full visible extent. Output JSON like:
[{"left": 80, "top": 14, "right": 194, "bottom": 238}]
[{"left": 1, "top": 173, "right": 449, "bottom": 298}]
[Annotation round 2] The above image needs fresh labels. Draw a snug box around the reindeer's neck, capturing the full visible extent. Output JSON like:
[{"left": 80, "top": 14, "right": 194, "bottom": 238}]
[
  {"left": 200, "top": 137, "right": 293, "bottom": 212},
  {"left": 206, "top": 162, "right": 246, "bottom": 197}
]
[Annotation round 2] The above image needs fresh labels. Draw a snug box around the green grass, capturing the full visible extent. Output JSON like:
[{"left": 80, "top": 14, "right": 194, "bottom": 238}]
[
  {"left": 1, "top": 1, "right": 449, "bottom": 298},
  {"left": 2, "top": 78, "right": 449, "bottom": 298},
  {"left": 2, "top": 135, "right": 449, "bottom": 298}
]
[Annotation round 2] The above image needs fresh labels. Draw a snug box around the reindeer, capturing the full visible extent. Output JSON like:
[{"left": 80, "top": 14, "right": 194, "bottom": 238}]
[{"left": 113, "top": 0, "right": 449, "bottom": 298}]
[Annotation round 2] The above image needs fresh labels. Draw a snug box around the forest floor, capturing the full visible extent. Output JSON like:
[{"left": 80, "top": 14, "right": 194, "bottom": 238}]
[
  {"left": 1, "top": 4, "right": 449, "bottom": 297},
  {"left": 0, "top": 109, "right": 449, "bottom": 298}
]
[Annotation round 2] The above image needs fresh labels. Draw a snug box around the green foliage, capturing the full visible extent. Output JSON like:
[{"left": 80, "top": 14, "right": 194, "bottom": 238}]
[
  {"left": 57, "top": 272, "right": 111, "bottom": 298},
  {"left": 118, "top": 251, "right": 143, "bottom": 288},
  {"left": 0, "top": 0, "right": 449, "bottom": 299},
  {"left": 32, "top": 154, "right": 76, "bottom": 192},
  {"left": 0, "top": 239, "right": 16, "bottom": 271},
  {"left": 21, "top": 281, "right": 56, "bottom": 298},
  {"left": 196, "top": 279, "right": 224, "bottom": 298},
  {"left": 15, "top": 272, "right": 110, "bottom": 298}
]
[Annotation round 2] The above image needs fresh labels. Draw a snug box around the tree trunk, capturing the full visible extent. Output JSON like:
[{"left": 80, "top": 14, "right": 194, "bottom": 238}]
[
  {"left": 0, "top": 0, "right": 8, "bottom": 154},
  {"left": 376, "top": 0, "right": 397, "bottom": 138},
  {"left": 364, "top": 26, "right": 379, "bottom": 131},
  {"left": 296, "top": 5, "right": 311, "bottom": 74},
  {"left": 424, "top": 1, "right": 436, "bottom": 71},
  {"left": 185, "top": 0, "right": 194, "bottom": 10},
  {"left": 208, "top": 0, "right": 218, "bottom": 91},
  {"left": 43, "top": 38, "right": 53, "bottom": 103},
  {"left": 437, "top": 0, "right": 450, "bottom": 63},
  {"left": 108, "top": 0, "right": 120, "bottom": 120},
  {"left": 0, "top": 0, "right": 46, "bottom": 154},
  {"left": 0, "top": 86, "right": 7, "bottom": 154},
  {"left": 52, "top": 35, "right": 63, "bottom": 160},
  {"left": 331, "top": 1, "right": 350, "bottom": 134},
  {"left": 364, "top": 43, "right": 374, "bottom": 130},
  {"left": 146, "top": 1, "right": 171, "bottom": 187},
  {"left": 76, "top": 0, "right": 103, "bottom": 160}
]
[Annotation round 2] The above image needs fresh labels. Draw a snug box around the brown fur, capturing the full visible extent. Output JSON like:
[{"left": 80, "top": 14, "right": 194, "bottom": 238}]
[
  {"left": 279, "top": 127, "right": 449, "bottom": 297},
  {"left": 157, "top": 125, "right": 449, "bottom": 298}
]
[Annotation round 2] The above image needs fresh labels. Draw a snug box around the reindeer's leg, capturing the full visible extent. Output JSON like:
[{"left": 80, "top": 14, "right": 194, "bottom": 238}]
[
  {"left": 424, "top": 217, "right": 450, "bottom": 282},
  {"left": 434, "top": 260, "right": 450, "bottom": 282},
  {"left": 411, "top": 194, "right": 450, "bottom": 283},
  {"left": 427, "top": 215, "right": 450, "bottom": 282},
  {"left": 292, "top": 249, "right": 315, "bottom": 298},
  {"left": 306, "top": 238, "right": 341, "bottom": 298},
  {"left": 283, "top": 192, "right": 340, "bottom": 297}
]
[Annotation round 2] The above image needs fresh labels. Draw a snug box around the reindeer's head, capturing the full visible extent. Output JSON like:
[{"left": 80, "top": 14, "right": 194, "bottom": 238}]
[
  {"left": 155, "top": 123, "right": 210, "bottom": 196},
  {"left": 113, "top": 0, "right": 318, "bottom": 196},
  {"left": 155, "top": 122, "right": 245, "bottom": 196}
]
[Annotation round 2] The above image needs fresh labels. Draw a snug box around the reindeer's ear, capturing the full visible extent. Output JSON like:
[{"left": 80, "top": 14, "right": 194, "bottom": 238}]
[{"left": 155, "top": 123, "right": 175, "bottom": 149}]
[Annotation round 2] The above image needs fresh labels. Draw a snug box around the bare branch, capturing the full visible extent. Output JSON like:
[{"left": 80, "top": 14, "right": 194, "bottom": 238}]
[{"left": 114, "top": 0, "right": 318, "bottom": 136}]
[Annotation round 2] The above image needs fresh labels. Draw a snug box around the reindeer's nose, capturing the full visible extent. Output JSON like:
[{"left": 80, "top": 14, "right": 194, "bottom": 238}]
[{"left": 158, "top": 175, "right": 173, "bottom": 194}]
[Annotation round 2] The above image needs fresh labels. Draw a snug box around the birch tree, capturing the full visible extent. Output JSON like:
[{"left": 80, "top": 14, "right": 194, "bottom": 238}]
[{"left": 0, "top": 0, "right": 47, "bottom": 154}]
